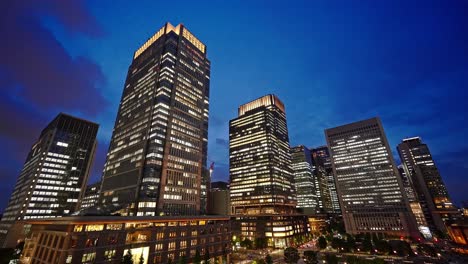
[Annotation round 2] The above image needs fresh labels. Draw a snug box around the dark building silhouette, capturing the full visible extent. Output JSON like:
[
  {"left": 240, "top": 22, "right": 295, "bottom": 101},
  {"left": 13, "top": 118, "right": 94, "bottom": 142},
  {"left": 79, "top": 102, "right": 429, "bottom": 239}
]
[
  {"left": 99, "top": 23, "right": 210, "bottom": 216},
  {"left": 207, "top": 181, "right": 230, "bottom": 215},
  {"left": 397, "top": 137, "right": 460, "bottom": 234},
  {"left": 326, "top": 117, "right": 419, "bottom": 238},
  {"left": 0, "top": 113, "right": 98, "bottom": 247},
  {"left": 79, "top": 181, "right": 101, "bottom": 210},
  {"left": 291, "top": 145, "right": 318, "bottom": 214}
]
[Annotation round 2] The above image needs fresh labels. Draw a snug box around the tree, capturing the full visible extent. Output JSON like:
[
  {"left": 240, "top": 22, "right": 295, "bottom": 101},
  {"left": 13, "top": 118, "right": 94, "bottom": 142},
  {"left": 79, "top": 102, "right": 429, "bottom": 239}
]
[
  {"left": 399, "top": 241, "right": 413, "bottom": 256},
  {"left": 346, "top": 234, "right": 356, "bottom": 251},
  {"left": 318, "top": 236, "right": 327, "bottom": 250},
  {"left": 331, "top": 238, "right": 343, "bottom": 250},
  {"left": 193, "top": 250, "right": 202, "bottom": 264},
  {"left": 139, "top": 254, "right": 144, "bottom": 264},
  {"left": 240, "top": 238, "right": 253, "bottom": 249},
  {"left": 178, "top": 255, "right": 187, "bottom": 264},
  {"left": 324, "top": 254, "right": 338, "bottom": 264},
  {"left": 255, "top": 237, "right": 268, "bottom": 249},
  {"left": 303, "top": 251, "right": 318, "bottom": 264},
  {"left": 417, "top": 244, "right": 437, "bottom": 257},
  {"left": 0, "top": 248, "right": 15, "bottom": 264},
  {"left": 284, "top": 247, "right": 300, "bottom": 264},
  {"left": 374, "top": 240, "right": 390, "bottom": 255},
  {"left": 265, "top": 254, "right": 273, "bottom": 264},
  {"left": 372, "top": 258, "right": 385, "bottom": 264},
  {"left": 362, "top": 234, "right": 373, "bottom": 253},
  {"left": 254, "top": 258, "right": 266, "bottom": 264},
  {"left": 204, "top": 247, "right": 211, "bottom": 264},
  {"left": 122, "top": 250, "right": 133, "bottom": 264}
]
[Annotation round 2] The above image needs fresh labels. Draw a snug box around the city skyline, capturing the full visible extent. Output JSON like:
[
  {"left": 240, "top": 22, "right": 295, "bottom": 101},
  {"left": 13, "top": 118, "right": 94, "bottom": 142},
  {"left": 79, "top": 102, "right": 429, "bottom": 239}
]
[{"left": 1, "top": 1, "right": 468, "bottom": 213}]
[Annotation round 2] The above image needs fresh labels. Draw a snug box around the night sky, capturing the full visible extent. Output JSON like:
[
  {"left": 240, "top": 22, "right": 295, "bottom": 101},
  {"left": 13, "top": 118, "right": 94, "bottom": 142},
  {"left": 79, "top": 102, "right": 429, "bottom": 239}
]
[{"left": 1, "top": 0, "right": 467, "bottom": 213}]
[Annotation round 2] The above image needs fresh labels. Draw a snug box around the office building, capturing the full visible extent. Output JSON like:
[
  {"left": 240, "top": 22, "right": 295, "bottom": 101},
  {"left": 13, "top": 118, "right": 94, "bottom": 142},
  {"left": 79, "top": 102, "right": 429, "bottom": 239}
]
[
  {"left": 291, "top": 145, "right": 318, "bottom": 214},
  {"left": 229, "top": 95, "right": 308, "bottom": 247},
  {"left": 207, "top": 181, "right": 230, "bottom": 215},
  {"left": 229, "top": 94, "right": 296, "bottom": 215},
  {"left": 0, "top": 113, "right": 98, "bottom": 247},
  {"left": 231, "top": 215, "right": 309, "bottom": 248},
  {"left": 8, "top": 215, "right": 231, "bottom": 264},
  {"left": 79, "top": 181, "right": 101, "bottom": 210},
  {"left": 311, "top": 146, "right": 340, "bottom": 214},
  {"left": 99, "top": 23, "right": 210, "bottom": 216},
  {"left": 397, "top": 165, "right": 431, "bottom": 238},
  {"left": 325, "top": 117, "right": 418, "bottom": 238},
  {"left": 397, "top": 137, "right": 460, "bottom": 234}
]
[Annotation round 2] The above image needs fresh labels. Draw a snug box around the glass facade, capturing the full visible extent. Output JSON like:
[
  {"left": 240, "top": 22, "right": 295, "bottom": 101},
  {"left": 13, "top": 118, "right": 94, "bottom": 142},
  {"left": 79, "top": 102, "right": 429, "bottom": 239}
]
[
  {"left": 397, "top": 137, "right": 460, "bottom": 234},
  {"left": 326, "top": 117, "right": 418, "bottom": 237},
  {"left": 311, "top": 146, "right": 341, "bottom": 214},
  {"left": 99, "top": 23, "right": 210, "bottom": 216},
  {"left": 229, "top": 95, "right": 296, "bottom": 215},
  {"left": 290, "top": 145, "right": 318, "bottom": 214},
  {"left": 0, "top": 113, "right": 98, "bottom": 247}
]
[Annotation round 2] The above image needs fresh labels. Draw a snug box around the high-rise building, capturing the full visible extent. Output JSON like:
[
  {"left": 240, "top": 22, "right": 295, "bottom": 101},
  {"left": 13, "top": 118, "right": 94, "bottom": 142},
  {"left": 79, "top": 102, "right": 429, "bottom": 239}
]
[
  {"left": 325, "top": 117, "right": 418, "bottom": 237},
  {"left": 229, "top": 94, "right": 296, "bottom": 215},
  {"left": 291, "top": 145, "right": 318, "bottom": 214},
  {"left": 397, "top": 137, "right": 459, "bottom": 234},
  {"left": 397, "top": 165, "right": 430, "bottom": 238},
  {"left": 0, "top": 113, "right": 98, "bottom": 247},
  {"left": 311, "top": 146, "right": 340, "bottom": 214},
  {"left": 99, "top": 23, "right": 210, "bottom": 216},
  {"left": 78, "top": 181, "right": 101, "bottom": 210},
  {"left": 229, "top": 95, "right": 308, "bottom": 247}
]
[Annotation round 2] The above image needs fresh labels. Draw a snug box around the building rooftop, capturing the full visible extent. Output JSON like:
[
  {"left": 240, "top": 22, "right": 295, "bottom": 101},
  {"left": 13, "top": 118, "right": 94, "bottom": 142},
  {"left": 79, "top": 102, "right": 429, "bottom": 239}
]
[{"left": 23, "top": 215, "right": 231, "bottom": 225}]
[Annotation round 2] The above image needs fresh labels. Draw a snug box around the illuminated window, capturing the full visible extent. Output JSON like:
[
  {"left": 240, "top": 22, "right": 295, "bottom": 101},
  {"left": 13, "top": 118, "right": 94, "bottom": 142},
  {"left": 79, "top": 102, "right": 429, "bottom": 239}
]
[{"left": 85, "top": 225, "right": 104, "bottom": 232}]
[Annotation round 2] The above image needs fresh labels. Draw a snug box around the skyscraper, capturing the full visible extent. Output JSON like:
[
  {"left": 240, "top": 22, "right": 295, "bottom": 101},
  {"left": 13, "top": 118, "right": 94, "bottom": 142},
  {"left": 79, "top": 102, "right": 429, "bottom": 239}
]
[
  {"left": 229, "top": 94, "right": 296, "bottom": 215},
  {"left": 397, "top": 165, "right": 430, "bottom": 238},
  {"left": 0, "top": 113, "right": 98, "bottom": 247},
  {"left": 397, "top": 137, "right": 459, "bottom": 234},
  {"left": 311, "top": 146, "right": 340, "bottom": 213},
  {"left": 291, "top": 145, "right": 318, "bottom": 214},
  {"left": 229, "top": 95, "right": 309, "bottom": 247},
  {"left": 78, "top": 181, "right": 101, "bottom": 210},
  {"left": 325, "top": 117, "right": 418, "bottom": 237},
  {"left": 311, "top": 146, "right": 341, "bottom": 214},
  {"left": 99, "top": 23, "right": 210, "bottom": 216}
]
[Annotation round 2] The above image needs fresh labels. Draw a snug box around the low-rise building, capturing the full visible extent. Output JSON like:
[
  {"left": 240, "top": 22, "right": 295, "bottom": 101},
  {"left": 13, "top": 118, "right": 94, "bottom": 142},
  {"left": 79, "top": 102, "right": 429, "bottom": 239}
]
[
  {"left": 231, "top": 215, "right": 309, "bottom": 248},
  {"left": 10, "top": 215, "right": 231, "bottom": 264}
]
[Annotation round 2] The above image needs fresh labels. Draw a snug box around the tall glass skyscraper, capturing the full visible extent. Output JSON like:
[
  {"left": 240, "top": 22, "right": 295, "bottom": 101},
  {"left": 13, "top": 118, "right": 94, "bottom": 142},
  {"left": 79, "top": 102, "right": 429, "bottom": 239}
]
[
  {"left": 397, "top": 137, "right": 459, "bottom": 234},
  {"left": 99, "top": 23, "right": 210, "bottom": 216},
  {"left": 311, "top": 146, "right": 341, "bottom": 214},
  {"left": 291, "top": 145, "right": 318, "bottom": 214},
  {"left": 229, "top": 94, "right": 296, "bottom": 215},
  {"left": 0, "top": 113, "right": 98, "bottom": 247},
  {"left": 325, "top": 117, "right": 418, "bottom": 237}
]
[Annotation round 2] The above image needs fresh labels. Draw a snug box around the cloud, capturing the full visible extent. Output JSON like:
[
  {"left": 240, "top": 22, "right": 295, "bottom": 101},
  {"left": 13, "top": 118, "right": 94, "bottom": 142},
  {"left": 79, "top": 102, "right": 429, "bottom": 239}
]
[
  {"left": 215, "top": 138, "right": 229, "bottom": 148},
  {"left": 0, "top": 1, "right": 106, "bottom": 212},
  {"left": 0, "top": 7, "right": 106, "bottom": 115}
]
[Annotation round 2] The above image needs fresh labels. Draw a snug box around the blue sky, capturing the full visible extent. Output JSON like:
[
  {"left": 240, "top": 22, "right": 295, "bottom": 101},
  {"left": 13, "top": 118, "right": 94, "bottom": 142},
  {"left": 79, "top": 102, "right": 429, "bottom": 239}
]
[{"left": 1, "top": 0, "right": 467, "bottom": 212}]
